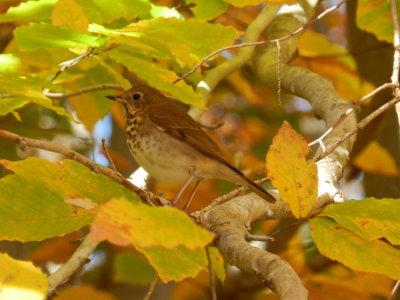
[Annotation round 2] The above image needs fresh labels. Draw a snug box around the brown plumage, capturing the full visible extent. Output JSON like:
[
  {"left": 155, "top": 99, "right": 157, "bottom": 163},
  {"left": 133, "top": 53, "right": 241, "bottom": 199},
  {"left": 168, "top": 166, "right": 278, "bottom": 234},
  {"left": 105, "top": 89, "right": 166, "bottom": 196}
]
[{"left": 107, "top": 86, "right": 275, "bottom": 204}]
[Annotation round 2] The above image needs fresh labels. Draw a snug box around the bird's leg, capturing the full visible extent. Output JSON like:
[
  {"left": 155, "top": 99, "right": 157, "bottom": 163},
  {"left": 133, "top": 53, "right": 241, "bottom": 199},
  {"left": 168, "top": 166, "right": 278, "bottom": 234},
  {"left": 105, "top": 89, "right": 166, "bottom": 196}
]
[
  {"left": 183, "top": 179, "right": 202, "bottom": 211},
  {"left": 172, "top": 167, "right": 196, "bottom": 206}
]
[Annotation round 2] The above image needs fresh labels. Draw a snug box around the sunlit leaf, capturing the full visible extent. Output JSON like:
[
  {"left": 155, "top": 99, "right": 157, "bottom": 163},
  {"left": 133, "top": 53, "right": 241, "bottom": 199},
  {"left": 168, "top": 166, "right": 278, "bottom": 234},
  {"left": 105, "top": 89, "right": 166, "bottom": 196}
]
[
  {"left": 56, "top": 285, "right": 118, "bottom": 300},
  {"left": 0, "top": 97, "right": 28, "bottom": 120},
  {"left": 150, "top": 4, "right": 183, "bottom": 19},
  {"left": 208, "top": 247, "right": 225, "bottom": 282},
  {"left": 52, "top": 0, "right": 89, "bottom": 33},
  {"left": 107, "top": 45, "right": 205, "bottom": 107},
  {"left": 266, "top": 121, "right": 318, "bottom": 218},
  {"left": 187, "top": 0, "right": 228, "bottom": 20},
  {"left": 113, "top": 252, "right": 155, "bottom": 285},
  {"left": 0, "top": 253, "right": 47, "bottom": 300},
  {"left": 14, "top": 23, "right": 103, "bottom": 50},
  {"left": 354, "top": 141, "right": 400, "bottom": 176},
  {"left": 356, "top": 0, "right": 396, "bottom": 43},
  {"left": 137, "top": 245, "right": 208, "bottom": 283},
  {"left": 320, "top": 198, "right": 400, "bottom": 245},
  {"left": 0, "top": 0, "right": 57, "bottom": 22},
  {"left": 90, "top": 198, "right": 214, "bottom": 249},
  {"left": 0, "top": 54, "right": 22, "bottom": 74},
  {"left": 0, "top": 158, "right": 139, "bottom": 241},
  {"left": 90, "top": 18, "right": 238, "bottom": 67},
  {"left": 0, "top": 76, "right": 74, "bottom": 120},
  {"left": 77, "top": 0, "right": 151, "bottom": 23},
  {"left": 310, "top": 217, "right": 400, "bottom": 279}
]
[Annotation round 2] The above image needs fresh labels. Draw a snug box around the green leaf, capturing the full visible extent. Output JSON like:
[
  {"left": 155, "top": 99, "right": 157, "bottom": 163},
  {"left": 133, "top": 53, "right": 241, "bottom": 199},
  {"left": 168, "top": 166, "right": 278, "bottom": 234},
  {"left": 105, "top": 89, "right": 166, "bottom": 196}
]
[
  {"left": 14, "top": 23, "right": 103, "bottom": 50},
  {"left": 149, "top": 4, "right": 183, "bottom": 19},
  {"left": 356, "top": 0, "right": 397, "bottom": 43},
  {"left": 0, "top": 76, "right": 74, "bottom": 121},
  {"left": 77, "top": 0, "right": 151, "bottom": 23},
  {"left": 137, "top": 245, "right": 208, "bottom": 283},
  {"left": 90, "top": 198, "right": 214, "bottom": 249},
  {"left": 187, "top": 0, "right": 228, "bottom": 20},
  {"left": 108, "top": 45, "right": 205, "bottom": 107},
  {"left": 90, "top": 18, "right": 238, "bottom": 67},
  {"left": 51, "top": 0, "right": 89, "bottom": 33},
  {"left": 0, "top": 0, "right": 57, "bottom": 23},
  {"left": 310, "top": 217, "right": 400, "bottom": 279},
  {"left": 208, "top": 246, "right": 225, "bottom": 282},
  {"left": 0, "top": 158, "right": 139, "bottom": 241},
  {"left": 0, "top": 97, "right": 28, "bottom": 120},
  {"left": 0, "top": 253, "right": 48, "bottom": 300},
  {"left": 0, "top": 54, "right": 22, "bottom": 74},
  {"left": 320, "top": 198, "right": 400, "bottom": 245},
  {"left": 66, "top": 62, "right": 125, "bottom": 130},
  {"left": 113, "top": 252, "right": 155, "bottom": 285}
]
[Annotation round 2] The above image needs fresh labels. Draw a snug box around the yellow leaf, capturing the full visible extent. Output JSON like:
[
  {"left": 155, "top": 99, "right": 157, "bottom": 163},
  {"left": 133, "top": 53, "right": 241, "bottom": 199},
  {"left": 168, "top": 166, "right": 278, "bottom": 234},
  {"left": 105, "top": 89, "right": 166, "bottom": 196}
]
[
  {"left": 90, "top": 198, "right": 214, "bottom": 250},
  {"left": 354, "top": 141, "right": 400, "bottom": 176},
  {"left": 266, "top": 121, "right": 318, "bottom": 218},
  {"left": 0, "top": 253, "right": 47, "bottom": 300},
  {"left": 295, "top": 31, "right": 375, "bottom": 101},
  {"left": 52, "top": 0, "right": 89, "bottom": 33}
]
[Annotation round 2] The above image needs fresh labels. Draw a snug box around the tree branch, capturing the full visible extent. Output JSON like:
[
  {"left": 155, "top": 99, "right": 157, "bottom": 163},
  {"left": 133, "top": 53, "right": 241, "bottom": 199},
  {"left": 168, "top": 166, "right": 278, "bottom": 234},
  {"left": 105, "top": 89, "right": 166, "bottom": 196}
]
[
  {"left": 0, "top": 130, "right": 168, "bottom": 207},
  {"left": 389, "top": 0, "right": 400, "bottom": 124},
  {"left": 206, "top": 194, "right": 308, "bottom": 300},
  {"left": 43, "top": 84, "right": 124, "bottom": 99},
  {"left": 47, "top": 236, "right": 98, "bottom": 295},
  {"left": 189, "top": 4, "right": 280, "bottom": 119},
  {"left": 175, "top": 0, "right": 346, "bottom": 86}
]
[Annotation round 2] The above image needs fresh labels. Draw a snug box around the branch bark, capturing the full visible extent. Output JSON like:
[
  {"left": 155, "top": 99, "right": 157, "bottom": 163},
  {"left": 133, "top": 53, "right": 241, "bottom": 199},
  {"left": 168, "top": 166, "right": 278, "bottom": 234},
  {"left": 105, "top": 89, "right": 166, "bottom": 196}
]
[{"left": 207, "top": 194, "right": 307, "bottom": 300}]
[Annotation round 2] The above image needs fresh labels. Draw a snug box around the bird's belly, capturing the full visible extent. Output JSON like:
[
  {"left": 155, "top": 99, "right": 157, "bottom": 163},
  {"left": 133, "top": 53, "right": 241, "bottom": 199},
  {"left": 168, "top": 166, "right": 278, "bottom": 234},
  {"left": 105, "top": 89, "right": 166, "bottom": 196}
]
[
  {"left": 128, "top": 132, "right": 198, "bottom": 184},
  {"left": 127, "top": 127, "right": 243, "bottom": 184}
]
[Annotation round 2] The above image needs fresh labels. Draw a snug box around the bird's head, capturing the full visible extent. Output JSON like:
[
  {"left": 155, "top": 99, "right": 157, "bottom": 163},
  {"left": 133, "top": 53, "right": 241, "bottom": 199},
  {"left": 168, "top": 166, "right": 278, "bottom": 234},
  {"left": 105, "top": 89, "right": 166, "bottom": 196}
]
[{"left": 106, "top": 86, "right": 168, "bottom": 115}]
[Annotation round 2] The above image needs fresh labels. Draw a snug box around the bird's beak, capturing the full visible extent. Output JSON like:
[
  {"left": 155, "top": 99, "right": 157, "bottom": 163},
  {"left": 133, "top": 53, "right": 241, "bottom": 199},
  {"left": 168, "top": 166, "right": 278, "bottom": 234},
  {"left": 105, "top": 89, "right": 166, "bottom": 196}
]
[{"left": 106, "top": 95, "right": 126, "bottom": 103}]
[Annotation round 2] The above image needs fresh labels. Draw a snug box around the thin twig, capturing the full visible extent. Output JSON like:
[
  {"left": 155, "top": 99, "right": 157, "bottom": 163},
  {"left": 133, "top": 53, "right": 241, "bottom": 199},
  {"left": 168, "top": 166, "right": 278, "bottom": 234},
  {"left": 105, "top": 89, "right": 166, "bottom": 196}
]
[
  {"left": 191, "top": 177, "right": 270, "bottom": 219},
  {"left": 389, "top": 0, "right": 400, "bottom": 125},
  {"left": 245, "top": 233, "right": 275, "bottom": 242},
  {"left": 173, "top": 0, "right": 346, "bottom": 84},
  {"left": 206, "top": 247, "right": 217, "bottom": 300},
  {"left": 276, "top": 40, "right": 282, "bottom": 105},
  {"left": 314, "top": 97, "right": 400, "bottom": 161},
  {"left": 390, "top": 0, "right": 400, "bottom": 91},
  {"left": 389, "top": 280, "right": 400, "bottom": 300},
  {"left": 44, "top": 84, "right": 124, "bottom": 99},
  {"left": 142, "top": 274, "right": 158, "bottom": 300},
  {"left": 47, "top": 236, "right": 98, "bottom": 295},
  {"left": 198, "top": 121, "right": 225, "bottom": 130},
  {"left": 101, "top": 138, "right": 117, "bottom": 171},
  {"left": 50, "top": 44, "right": 118, "bottom": 81},
  {"left": 308, "top": 82, "right": 399, "bottom": 147},
  {"left": 0, "top": 130, "right": 167, "bottom": 207}
]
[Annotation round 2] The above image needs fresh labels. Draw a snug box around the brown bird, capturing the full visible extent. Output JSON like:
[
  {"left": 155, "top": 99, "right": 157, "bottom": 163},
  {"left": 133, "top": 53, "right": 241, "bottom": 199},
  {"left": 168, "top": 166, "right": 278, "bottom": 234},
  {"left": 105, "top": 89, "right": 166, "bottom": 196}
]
[{"left": 107, "top": 86, "right": 275, "bottom": 208}]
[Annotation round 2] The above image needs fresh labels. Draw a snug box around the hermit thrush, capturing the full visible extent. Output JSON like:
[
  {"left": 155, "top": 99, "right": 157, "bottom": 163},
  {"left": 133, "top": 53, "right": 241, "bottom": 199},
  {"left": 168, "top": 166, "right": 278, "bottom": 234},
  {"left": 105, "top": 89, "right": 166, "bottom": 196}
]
[{"left": 107, "top": 86, "right": 275, "bottom": 206}]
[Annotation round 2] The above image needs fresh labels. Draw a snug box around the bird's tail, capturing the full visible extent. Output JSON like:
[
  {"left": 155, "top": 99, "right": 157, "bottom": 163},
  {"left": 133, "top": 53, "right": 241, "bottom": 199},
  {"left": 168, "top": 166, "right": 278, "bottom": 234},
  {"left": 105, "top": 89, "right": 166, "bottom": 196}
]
[{"left": 243, "top": 176, "right": 276, "bottom": 203}]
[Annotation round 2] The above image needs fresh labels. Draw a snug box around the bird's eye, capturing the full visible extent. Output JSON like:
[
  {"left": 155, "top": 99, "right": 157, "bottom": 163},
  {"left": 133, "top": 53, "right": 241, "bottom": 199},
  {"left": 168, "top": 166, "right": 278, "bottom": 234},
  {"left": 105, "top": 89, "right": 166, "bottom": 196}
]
[{"left": 132, "top": 93, "right": 142, "bottom": 101}]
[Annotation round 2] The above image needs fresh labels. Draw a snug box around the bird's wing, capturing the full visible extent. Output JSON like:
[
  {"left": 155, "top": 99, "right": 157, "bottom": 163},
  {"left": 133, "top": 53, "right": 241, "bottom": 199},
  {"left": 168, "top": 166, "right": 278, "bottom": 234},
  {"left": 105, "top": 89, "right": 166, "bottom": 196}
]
[{"left": 148, "top": 104, "right": 231, "bottom": 164}]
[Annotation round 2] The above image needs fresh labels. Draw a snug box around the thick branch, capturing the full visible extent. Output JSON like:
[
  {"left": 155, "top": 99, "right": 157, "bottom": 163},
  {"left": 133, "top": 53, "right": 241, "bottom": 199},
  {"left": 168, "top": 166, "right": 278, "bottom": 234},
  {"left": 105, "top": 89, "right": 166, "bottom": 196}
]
[
  {"left": 206, "top": 194, "right": 307, "bottom": 300},
  {"left": 254, "top": 6, "right": 357, "bottom": 205}
]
